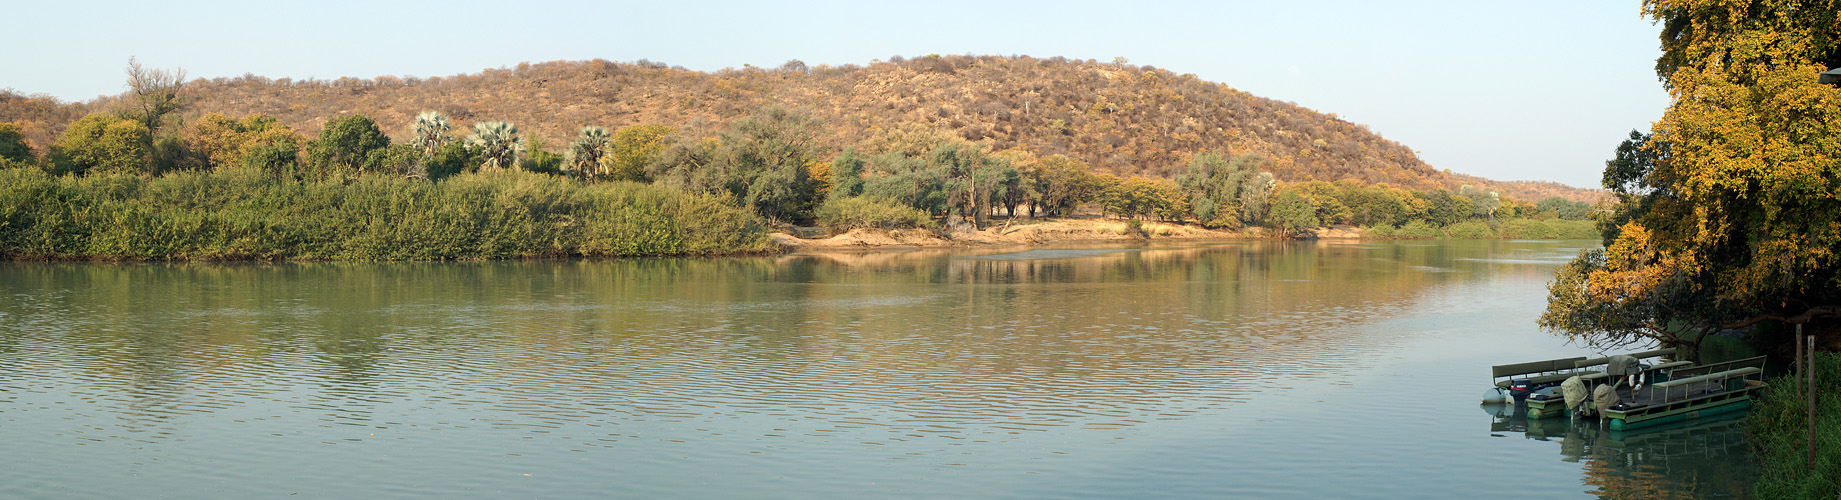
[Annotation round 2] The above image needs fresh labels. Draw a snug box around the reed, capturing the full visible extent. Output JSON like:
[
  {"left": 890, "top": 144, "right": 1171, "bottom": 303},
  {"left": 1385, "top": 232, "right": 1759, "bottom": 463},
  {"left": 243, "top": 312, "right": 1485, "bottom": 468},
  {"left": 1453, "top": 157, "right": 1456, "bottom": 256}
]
[
  {"left": 1744, "top": 352, "right": 1841, "bottom": 498},
  {"left": 0, "top": 166, "right": 773, "bottom": 260}
]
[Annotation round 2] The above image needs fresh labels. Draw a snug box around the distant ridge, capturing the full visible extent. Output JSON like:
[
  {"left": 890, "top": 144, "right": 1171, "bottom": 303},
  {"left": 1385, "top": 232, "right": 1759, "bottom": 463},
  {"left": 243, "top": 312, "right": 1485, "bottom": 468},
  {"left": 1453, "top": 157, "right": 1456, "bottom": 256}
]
[{"left": 1, "top": 55, "right": 1603, "bottom": 202}]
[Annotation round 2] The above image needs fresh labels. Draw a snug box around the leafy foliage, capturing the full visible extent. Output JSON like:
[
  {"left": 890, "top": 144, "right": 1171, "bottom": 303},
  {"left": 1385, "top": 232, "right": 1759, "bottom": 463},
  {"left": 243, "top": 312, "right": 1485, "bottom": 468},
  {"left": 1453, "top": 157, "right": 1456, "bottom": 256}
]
[
  {"left": 1545, "top": 1, "right": 1841, "bottom": 351},
  {"left": 0, "top": 122, "right": 33, "bottom": 163},
  {"left": 605, "top": 124, "right": 672, "bottom": 182},
  {"left": 815, "top": 196, "right": 935, "bottom": 234},
  {"left": 305, "top": 114, "right": 390, "bottom": 175},
  {"left": 48, "top": 113, "right": 151, "bottom": 176},
  {"left": 183, "top": 113, "right": 303, "bottom": 172},
  {"left": 1176, "top": 151, "right": 1264, "bottom": 227},
  {"left": 1266, "top": 188, "right": 1319, "bottom": 238}
]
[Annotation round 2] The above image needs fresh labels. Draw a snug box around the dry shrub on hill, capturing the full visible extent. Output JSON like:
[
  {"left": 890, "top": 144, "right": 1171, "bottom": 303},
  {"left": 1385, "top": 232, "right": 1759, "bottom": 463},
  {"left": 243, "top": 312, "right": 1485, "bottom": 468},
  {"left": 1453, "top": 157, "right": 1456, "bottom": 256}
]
[{"left": 3, "top": 56, "right": 1603, "bottom": 201}]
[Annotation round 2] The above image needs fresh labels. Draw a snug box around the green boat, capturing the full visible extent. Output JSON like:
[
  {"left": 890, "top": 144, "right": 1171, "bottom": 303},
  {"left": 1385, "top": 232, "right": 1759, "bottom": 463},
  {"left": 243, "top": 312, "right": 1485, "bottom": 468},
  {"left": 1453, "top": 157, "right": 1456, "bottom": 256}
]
[
  {"left": 1515, "top": 355, "right": 1768, "bottom": 431},
  {"left": 1597, "top": 357, "right": 1767, "bottom": 431}
]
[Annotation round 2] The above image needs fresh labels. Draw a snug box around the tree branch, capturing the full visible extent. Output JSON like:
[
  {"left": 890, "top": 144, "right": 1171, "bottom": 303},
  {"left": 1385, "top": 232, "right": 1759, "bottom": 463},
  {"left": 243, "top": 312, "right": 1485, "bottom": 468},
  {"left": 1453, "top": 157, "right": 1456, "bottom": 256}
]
[{"left": 1720, "top": 305, "right": 1841, "bottom": 329}]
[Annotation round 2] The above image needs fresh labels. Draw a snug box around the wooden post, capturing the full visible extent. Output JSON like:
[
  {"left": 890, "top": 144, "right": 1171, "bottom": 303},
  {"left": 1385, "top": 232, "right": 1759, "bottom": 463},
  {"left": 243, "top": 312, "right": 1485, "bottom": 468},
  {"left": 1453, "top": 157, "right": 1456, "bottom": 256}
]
[{"left": 1810, "top": 333, "right": 1817, "bottom": 473}]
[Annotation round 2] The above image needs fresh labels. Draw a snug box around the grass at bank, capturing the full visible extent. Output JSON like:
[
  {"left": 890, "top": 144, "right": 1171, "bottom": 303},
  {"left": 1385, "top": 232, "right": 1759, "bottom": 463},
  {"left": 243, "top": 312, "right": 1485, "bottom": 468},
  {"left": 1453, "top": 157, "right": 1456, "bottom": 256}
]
[
  {"left": 1361, "top": 218, "right": 1597, "bottom": 239},
  {"left": 0, "top": 167, "right": 774, "bottom": 260},
  {"left": 1745, "top": 352, "right": 1841, "bottom": 498}
]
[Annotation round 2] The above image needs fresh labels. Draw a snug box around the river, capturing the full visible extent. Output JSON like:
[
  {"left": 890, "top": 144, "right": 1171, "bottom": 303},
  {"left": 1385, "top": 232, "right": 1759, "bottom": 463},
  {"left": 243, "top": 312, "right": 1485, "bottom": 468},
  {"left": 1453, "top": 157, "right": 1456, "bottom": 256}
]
[{"left": 0, "top": 240, "right": 1752, "bottom": 498}]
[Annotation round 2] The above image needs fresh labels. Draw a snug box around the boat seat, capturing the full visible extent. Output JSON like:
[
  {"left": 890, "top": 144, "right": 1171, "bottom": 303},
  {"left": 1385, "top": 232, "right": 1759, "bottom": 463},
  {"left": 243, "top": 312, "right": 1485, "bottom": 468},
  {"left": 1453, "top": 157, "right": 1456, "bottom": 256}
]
[
  {"left": 1492, "top": 356, "right": 1587, "bottom": 383},
  {"left": 1649, "top": 360, "right": 1694, "bottom": 371},
  {"left": 1494, "top": 372, "right": 1578, "bottom": 388}
]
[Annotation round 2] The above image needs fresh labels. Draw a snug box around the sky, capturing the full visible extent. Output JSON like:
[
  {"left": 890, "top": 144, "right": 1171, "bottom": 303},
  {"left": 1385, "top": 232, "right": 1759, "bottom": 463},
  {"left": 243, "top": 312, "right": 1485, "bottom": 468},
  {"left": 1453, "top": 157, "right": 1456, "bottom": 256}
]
[{"left": 2, "top": 0, "right": 1668, "bottom": 189}]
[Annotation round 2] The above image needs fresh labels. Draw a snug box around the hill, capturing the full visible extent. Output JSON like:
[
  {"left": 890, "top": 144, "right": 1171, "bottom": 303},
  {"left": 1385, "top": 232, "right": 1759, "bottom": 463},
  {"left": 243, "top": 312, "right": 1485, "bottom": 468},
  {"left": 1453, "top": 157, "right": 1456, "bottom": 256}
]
[{"left": 2, "top": 55, "right": 1602, "bottom": 202}]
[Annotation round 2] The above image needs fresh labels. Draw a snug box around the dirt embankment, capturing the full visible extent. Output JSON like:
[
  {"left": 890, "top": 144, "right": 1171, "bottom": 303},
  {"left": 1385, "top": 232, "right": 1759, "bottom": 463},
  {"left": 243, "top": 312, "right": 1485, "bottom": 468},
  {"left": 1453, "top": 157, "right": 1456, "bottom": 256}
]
[{"left": 770, "top": 218, "right": 1286, "bottom": 250}]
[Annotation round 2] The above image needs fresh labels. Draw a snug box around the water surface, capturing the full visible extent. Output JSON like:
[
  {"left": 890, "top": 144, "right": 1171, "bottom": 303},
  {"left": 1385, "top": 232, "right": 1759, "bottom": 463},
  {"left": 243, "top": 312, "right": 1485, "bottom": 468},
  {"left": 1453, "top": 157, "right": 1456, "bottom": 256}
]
[{"left": 0, "top": 240, "right": 1751, "bottom": 498}]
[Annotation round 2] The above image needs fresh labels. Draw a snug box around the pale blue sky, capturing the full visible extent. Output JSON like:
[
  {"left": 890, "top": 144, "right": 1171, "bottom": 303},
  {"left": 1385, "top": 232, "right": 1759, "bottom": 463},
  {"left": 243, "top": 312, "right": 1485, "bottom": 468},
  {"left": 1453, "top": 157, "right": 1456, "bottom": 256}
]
[{"left": 3, "top": 1, "right": 1666, "bottom": 189}]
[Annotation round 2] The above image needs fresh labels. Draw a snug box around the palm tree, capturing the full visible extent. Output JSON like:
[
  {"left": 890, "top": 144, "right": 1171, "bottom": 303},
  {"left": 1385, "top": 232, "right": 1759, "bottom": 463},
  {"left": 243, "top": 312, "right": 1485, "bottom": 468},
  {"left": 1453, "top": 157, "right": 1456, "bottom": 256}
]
[
  {"left": 410, "top": 111, "right": 451, "bottom": 157},
  {"left": 567, "top": 126, "right": 611, "bottom": 179},
  {"left": 468, "top": 121, "right": 525, "bottom": 170}
]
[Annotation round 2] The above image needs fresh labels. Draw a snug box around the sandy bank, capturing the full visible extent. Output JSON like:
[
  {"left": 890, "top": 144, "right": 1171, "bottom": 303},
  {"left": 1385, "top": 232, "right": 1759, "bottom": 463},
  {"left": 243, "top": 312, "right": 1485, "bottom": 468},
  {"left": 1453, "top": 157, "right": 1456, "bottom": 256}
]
[{"left": 770, "top": 218, "right": 1273, "bottom": 250}]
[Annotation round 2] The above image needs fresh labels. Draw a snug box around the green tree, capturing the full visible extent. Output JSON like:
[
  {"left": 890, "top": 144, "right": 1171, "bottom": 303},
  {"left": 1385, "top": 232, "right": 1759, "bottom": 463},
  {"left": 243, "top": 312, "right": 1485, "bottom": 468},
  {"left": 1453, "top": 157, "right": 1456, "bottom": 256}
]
[
  {"left": 650, "top": 137, "right": 725, "bottom": 194},
  {"left": 366, "top": 144, "right": 424, "bottom": 178},
  {"left": 524, "top": 134, "right": 564, "bottom": 175},
  {"left": 1457, "top": 184, "right": 1500, "bottom": 221},
  {"left": 826, "top": 149, "right": 866, "bottom": 203},
  {"left": 1593, "top": 130, "right": 1668, "bottom": 241},
  {"left": 1033, "top": 154, "right": 1099, "bottom": 217},
  {"left": 1238, "top": 172, "right": 1275, "bottom": 227},
  {"left": 722, "top": 106, "right": 826, "bottom": 222},
  {"left": 1295, "top": 180, "right": 1353, "bottom": 226},
  {"left": 931, "top": 141, "right": 1015, "bottom": 227},
  {"left": 1175, "top": 151, "right": 1255, "bottom": 227},
  {"left": 467, "top": 121, "right": 525, "bottom": 171},
  {"left": 1536, "top": 196, "right": 1594, "bottom": 221},
  {"left": 1338, "top": 180, "right": 1412, "bottom": 227},
  {"left": 306, "top": 114, "right": 390, "bottom": 174},
  {"left": 48, "top": 113, "right": 151, "bottom": 176},
  {"left": 0, "top": 122, "right": 33, "bottom": 163},
  {"left": 991, "top": 149, "right": 1040, "bottom": 217},
  {"left": 861, "top": 153, "right": 947, "bottom": 215},
  {"left": 425, "top": 141, "right": 477, "bottom": 180},
  {"left": 1267, "top": 188, "right": 1320, "bottom": 237},
  {"left": 1419, "top": 190, "right": 1471, "bottom": 227}
]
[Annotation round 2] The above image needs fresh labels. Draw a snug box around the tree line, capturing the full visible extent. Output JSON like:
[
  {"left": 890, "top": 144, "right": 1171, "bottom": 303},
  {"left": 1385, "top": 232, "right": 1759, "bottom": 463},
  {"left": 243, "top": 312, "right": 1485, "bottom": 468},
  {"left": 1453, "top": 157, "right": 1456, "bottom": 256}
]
[{"left": 0, "top": 60, "right": 1598, "bottom": 247}]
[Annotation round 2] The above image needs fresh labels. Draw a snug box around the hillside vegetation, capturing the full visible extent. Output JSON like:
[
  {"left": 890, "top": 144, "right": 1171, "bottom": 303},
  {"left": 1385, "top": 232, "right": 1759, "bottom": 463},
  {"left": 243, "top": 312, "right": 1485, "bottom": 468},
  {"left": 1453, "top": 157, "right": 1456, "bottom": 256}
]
[{"left": 2, "top": 55, "right": 1600, "bottom": 202}]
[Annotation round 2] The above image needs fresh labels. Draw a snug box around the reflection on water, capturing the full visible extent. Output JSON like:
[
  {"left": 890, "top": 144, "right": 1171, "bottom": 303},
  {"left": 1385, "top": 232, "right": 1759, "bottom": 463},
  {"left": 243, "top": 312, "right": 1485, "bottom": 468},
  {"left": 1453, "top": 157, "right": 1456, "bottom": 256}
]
[
  {"left": 1486, "top": 402, "right": 1753, "bottom": 498},
  {"left": 0, "top": 240, "right": 1747, "bottom": 498}
]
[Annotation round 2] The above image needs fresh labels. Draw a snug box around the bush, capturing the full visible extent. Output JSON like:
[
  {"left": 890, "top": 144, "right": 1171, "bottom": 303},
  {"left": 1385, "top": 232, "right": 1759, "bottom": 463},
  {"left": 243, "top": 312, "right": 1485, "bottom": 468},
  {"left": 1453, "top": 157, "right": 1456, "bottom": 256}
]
[
  {"left": 1500, "top": 218, "right": 1598, "bottom": 240},
  {"left": 1394, "top": 219, "right": 1442, "bottom": 239},
  {"left": 1499, "top": 218, "right": 1557, "bottom": 239},
  {"left": 815, "top": 196, "right": 935, "bottom": 234},
  {"left": 0, "top": 169, "right": 773, "bottom": 260},
  {"left": 1444, "top": 220, "right": 1496, "bottom": 239}
]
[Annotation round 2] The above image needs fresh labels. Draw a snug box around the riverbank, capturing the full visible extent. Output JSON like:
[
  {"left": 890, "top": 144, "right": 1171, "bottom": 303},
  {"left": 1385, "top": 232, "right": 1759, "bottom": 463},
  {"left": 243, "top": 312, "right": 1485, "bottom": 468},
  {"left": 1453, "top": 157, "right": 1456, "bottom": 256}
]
[
  {"left": 770, "top": 218, "right": 1242, "bottom": 249},
  {"left": 768, "top": 217, "right": 1599, "bottom": 250}
]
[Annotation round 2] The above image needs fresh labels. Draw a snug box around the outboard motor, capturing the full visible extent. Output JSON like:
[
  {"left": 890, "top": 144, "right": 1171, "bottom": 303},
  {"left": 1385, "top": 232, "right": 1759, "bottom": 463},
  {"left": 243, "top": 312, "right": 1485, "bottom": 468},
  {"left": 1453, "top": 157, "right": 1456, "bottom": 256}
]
[{"left": 1508, "top": 378, "right": 1537, "bottom": 401}]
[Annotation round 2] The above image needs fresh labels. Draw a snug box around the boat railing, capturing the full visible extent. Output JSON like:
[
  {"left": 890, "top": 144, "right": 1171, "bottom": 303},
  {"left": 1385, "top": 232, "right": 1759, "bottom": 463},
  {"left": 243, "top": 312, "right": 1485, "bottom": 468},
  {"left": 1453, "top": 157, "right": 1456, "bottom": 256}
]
[
  {"left": 1667, "top": 355, "right": 1767, "bottom": 380},
  {"left": 1634, "top": 365, "right": 1767, "bottom": 408}
]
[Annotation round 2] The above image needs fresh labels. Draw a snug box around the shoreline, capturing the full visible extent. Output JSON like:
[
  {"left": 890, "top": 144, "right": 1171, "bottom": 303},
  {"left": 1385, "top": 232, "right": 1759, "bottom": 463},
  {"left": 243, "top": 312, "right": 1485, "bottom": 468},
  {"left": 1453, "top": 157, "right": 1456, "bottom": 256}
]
[{"left": 768, "top": 218, "right": 1374, "bottom": 251}]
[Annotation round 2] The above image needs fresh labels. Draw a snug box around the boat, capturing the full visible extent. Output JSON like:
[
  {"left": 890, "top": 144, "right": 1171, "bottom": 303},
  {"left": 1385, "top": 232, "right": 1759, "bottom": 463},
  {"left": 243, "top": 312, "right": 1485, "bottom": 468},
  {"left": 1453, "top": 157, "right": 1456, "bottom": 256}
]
[{"left": 1489, "top": 351, "right": 1768, "bottom": 432}]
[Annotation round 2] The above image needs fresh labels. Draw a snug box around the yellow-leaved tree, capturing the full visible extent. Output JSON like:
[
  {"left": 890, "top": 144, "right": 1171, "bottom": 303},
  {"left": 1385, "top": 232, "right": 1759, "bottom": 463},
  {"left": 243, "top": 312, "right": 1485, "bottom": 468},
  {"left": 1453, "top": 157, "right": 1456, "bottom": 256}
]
[{"left": 1541, "top": 0, "right": 1841, "bottom": 352}]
